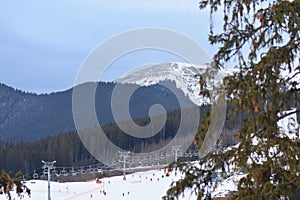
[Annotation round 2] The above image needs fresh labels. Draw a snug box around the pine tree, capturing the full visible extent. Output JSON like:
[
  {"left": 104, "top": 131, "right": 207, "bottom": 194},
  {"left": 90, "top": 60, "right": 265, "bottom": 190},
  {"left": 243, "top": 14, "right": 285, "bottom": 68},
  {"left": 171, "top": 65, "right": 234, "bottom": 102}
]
[
  {"left": 166, "top": 0, "right": 300, "bottom": 199},
  {"left": 0, "top": 170, "right": 30, "bottom": 200}
]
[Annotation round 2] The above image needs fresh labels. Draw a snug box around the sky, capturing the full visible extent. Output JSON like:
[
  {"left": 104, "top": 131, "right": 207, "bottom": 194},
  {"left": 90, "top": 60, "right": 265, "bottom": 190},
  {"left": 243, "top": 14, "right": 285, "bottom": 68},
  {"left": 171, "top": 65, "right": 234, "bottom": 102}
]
[{"left": 0, "top": 0, "right": 218, "bottom": 94}]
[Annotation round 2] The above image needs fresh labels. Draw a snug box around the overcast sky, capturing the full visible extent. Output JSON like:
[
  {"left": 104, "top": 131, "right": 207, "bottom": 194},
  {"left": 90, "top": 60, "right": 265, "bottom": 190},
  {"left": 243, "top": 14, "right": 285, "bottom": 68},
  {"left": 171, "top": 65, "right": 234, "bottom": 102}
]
[{"left": 0, "top": 0, "right": 218, "bottom": 93}]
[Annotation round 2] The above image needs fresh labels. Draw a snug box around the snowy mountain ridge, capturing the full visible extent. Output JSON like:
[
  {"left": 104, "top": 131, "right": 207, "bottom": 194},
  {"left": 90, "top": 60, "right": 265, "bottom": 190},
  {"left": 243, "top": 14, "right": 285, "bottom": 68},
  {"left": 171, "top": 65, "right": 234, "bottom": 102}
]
[{"left": 116, "top": 62, "right": 233, "bottom": 106}]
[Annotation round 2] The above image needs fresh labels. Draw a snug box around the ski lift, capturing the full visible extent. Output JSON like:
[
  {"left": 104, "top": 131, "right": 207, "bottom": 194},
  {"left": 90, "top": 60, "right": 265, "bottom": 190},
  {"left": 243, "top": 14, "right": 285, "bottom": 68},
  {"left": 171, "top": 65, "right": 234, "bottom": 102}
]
[
  {"left": 43, "top": 169, "right": 48, "bottom": 175},
  {"left": 128, "top": 161, "right": 133, "bottom": 168},
  {"left": 149, "top": 156, "right": 155, "bottom": 162},
  {"left": 33, "top": 170, "right": 39, "bottom": 179},
  {"left": 97, "top": 168, "right": 103, "bottom": 173},
  {"left": 110, "top": 160, "right": 117, "bottom": 168},
  {"left": 69, "top": 167, "right": 77, "bottom": 176},
  {"left": 86, "top": 165, "right": 93, "bottom": 173},
  {"left": 155, "top": 155, "right": 160, "bottom": 161},
  {"left": 178, "top": 151, "right": 184, "bottom": 157},
  {"left": 52, "top": 167, "right": 58, "bottom": 176},
  {"left": 40, "top": 174, "right": 46, "bottom": 180},
  {"left": 78, "top": 167, "right": 85, "bottom": 174},
  {"left": 54, "top": 169, "right": 60, "bottom": 177},
  {"left": 61, "top": 167, "right": 68, "bottom": 176}
]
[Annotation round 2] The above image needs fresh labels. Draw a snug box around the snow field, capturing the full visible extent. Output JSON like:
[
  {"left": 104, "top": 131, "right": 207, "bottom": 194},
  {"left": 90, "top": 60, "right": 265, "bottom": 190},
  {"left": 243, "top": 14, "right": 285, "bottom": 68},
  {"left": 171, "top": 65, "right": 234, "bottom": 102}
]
[{"left": 0, "top": 168, "right": 188, "bottom": 200}]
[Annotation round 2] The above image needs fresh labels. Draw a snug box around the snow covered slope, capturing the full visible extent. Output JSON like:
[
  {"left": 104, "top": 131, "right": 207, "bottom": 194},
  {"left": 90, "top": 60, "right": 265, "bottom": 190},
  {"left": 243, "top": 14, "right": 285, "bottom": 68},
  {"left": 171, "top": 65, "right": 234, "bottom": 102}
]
[
  {"left": 0, "top": 168, "right": 193, "bottom": 200},
  {"left": 1, "top": 165, "right": 249, "bottom": 200},
  {"left": 116, "top": 62, "right": 231, "bottom": 106},
  {"left": 2, "top": 166, "right": 246, "bottom": 200}
]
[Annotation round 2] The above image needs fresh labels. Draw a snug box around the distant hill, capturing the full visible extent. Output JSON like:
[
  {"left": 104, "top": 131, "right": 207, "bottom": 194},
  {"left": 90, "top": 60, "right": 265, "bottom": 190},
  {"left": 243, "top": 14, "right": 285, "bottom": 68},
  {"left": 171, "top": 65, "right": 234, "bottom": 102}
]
[{"left": 0, "top": 81, "right": 195, "bottom": 143}]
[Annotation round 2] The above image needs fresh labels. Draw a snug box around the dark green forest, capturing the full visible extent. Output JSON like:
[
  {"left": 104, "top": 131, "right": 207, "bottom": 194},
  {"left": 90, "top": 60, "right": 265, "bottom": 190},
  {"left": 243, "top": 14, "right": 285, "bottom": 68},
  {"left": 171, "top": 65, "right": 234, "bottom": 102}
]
[
  {"left": 0, "top": 104, "right": 244, "bottom": 177},
  {"left": 0, "top": 81, "right": 191, "bottom": 143},
  {"left": 0, "top": 107, "right": 203, "bottom": 175}
]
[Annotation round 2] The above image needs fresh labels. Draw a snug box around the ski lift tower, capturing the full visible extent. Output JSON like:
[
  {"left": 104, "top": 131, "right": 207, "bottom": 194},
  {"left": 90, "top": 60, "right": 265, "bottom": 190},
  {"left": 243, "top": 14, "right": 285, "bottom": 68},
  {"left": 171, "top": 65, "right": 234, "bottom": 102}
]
[
  {"left": 172, "top": 146, "right": 181, "bottom": 162},
  {"left": 42, "top": 160, "right": 56, "bottom": 200},
  {"left": 119, "top": 151, "right": 130, "bottom": 179}
]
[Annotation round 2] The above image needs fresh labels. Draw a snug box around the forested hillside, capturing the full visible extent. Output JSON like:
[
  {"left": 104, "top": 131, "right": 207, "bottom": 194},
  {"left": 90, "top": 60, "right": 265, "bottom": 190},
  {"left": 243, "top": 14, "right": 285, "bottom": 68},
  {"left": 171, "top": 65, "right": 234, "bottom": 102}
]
[
  {"left": 0, "top": 104, "right": 244, "bottom": 175},
  {"left": 0, "top": 108, "right": 192, "bottom": 174},
  {"left": 0, "top": 80, "right": 191, "bottom": 143}
]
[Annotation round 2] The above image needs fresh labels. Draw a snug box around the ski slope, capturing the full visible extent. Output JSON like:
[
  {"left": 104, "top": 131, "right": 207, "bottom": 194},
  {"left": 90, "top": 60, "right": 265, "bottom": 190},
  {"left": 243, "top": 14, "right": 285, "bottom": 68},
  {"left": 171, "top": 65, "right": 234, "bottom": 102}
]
[
  {"left": 0, "top": 166, "right": 245, "bottom": 200},
  {"left": 0, "top": 168, "right": 199, "bottom": 200}
]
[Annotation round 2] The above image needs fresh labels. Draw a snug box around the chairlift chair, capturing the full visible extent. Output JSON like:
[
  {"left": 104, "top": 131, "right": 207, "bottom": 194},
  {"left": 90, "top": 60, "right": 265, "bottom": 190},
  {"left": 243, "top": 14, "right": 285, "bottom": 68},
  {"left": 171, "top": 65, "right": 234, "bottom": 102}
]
[
  {"left": 33, "top": 170, "right": 39, "bottom": 179},
  {"left": 43, "top": 169, "right": 48, "bottom": 175},
  {"left": 40, "top": 174, "right": 46, "bottom": 180},
  {"left": 61, "top": 167, "right": 68, "bottom": 176}
]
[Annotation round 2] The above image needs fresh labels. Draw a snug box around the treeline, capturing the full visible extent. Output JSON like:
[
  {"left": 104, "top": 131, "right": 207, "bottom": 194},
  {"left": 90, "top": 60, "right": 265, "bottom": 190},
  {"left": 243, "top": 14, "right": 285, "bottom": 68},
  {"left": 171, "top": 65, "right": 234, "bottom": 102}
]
[
  {"left": 0, "top": 131, "right": 98, "bottom": 175},
  {"left": 0, "top": 104, "right": 242, "bottom": 175},
  {"left": 0, "top": 106, "right": 209, "bottom": 174},
  {"left": 0, "top": 80, "right": 190, "bottom": 143}
]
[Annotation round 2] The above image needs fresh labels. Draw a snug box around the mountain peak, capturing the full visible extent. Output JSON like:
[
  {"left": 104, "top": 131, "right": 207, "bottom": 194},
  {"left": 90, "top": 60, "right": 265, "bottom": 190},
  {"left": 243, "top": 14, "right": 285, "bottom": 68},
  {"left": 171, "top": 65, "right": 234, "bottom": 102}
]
[{"left": 116, "top": 62, "right": 230, "bottom": 106}]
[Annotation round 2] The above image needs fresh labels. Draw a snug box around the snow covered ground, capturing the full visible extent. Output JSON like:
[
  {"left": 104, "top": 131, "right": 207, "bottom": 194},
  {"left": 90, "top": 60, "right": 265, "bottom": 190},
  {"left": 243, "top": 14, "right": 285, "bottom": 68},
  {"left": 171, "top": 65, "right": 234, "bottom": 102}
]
[
  {"left": 0, "top": 168, "right": 197, "bottom": 200},
  {"left": 1, "top": 166, "right": 246, "bottom": 200}
]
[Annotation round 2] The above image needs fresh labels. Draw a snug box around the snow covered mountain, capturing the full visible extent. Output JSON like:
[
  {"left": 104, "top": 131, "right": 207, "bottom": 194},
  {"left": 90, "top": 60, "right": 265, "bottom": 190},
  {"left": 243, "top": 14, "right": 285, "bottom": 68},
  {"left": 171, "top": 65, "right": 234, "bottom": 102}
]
[{"left": 116, "top": 62, "right": 232, "bottom": 106}]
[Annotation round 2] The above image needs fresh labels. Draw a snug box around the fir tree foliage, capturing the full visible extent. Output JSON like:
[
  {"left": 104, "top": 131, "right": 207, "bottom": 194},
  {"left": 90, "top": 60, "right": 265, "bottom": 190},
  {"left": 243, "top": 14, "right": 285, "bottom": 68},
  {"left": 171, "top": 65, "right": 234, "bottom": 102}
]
[
  {"left": 166, "top": 0, "right": 300, "bottom": 199},
  {"left": 0, "top": 170, "right": 30, "bottom": 200}
]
